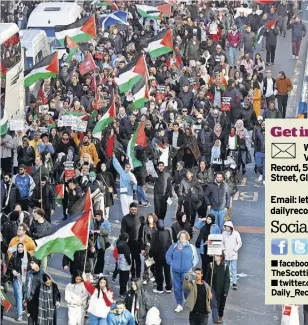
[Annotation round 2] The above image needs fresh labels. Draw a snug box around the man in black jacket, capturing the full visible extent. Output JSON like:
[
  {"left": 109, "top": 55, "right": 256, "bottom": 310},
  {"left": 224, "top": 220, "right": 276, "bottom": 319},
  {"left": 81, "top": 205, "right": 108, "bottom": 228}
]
[
  {"left": 17, "top": 135, "right": 35, "bottom": 167},
  {"left": 168, "top": 123, "right": 185, "bottom": 172},
  {"left": 204, "top": 173, "right": 230, "bottom": 232},
  {"left": 197, "top": 122, "right": 214, "bottom": 165},
  {"left": 32, "top": 177, "right": 55, "bottom": 223},
  {"left": 173, "top": 161, "right": 187, "bottom": 214},
  {"left": 154, "top": 162, "right": 173, "bottom": 220},
  {"left": 1, "top": 173, "right": 20, "bottom": 215},
  {"left": 254, "top": 121, "right": 266, "bottom": 185},
  {"left": 121, "top": 202, "right": 142, "bottom": 278}
]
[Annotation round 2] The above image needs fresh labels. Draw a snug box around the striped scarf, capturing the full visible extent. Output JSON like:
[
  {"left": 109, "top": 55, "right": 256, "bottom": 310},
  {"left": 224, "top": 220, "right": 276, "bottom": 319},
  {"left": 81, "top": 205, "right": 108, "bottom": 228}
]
[{"left": 37, "top": 284, "right": 54, "bottom": 325}]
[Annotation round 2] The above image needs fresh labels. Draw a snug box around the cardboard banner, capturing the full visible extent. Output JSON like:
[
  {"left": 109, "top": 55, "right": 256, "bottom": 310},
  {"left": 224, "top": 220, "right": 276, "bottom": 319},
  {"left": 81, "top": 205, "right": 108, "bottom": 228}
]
[
  {"left": 72, "top": 120, "right": 87, "bottom": 132},
  {"left": 64, "top": 169, "right": 76, "bottom": 179},
  {"left": 39, "top": 105, "right": 49, "bottom": 114},
  {"left": 8, "top": 120, "right": 24, "bottom": 131},
  {"left": 207, "top": 234, "right": 223, "bottom": 256},
  {"left": 79, "top": 54, "right": 96, "bottom": 76}
]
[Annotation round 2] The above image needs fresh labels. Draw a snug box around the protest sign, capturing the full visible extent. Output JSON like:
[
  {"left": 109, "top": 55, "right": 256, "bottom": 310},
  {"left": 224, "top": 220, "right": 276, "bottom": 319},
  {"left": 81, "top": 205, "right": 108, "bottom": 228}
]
[
  {"left": 8, "top": 120, "right": 24, "bottom": 131},
  {"left": 207, "top": 234, "right": 223, "bottom": 256},
  {"left": 72, "top": 119, "right": 87, "bottom": 132}
]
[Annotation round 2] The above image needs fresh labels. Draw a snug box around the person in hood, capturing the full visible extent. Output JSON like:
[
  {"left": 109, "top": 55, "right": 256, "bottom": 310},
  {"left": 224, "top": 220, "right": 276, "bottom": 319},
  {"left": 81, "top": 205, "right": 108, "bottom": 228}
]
[
  {"left": 195, "top": 214, "right": 221, "bottom": 279},
  {"left": 8, "top": 242, "right": 31, "bottom": 321},
  {"left": 204, "top": 172, "right": 231, "bottom": 232},
  {"left": 197, "top": 121, "right": 214, "bottom": 165},
  {"left": 222, "top": 220, "right": 242, "bottom": 290},
  {"left": 171, "top": 212, "right": 193, "bottom": 243},
  {"left": 125, "top": 279, "right": 151, "bottom": 324},
  {"left": 166, "top": 230, "right": 199, "bottom": 313},
  {"left": 107, "top": 299, "right": 135, "bottom": 325},
  {"left": 206, "top": 254, "right": 230, "bottom": 324},
  {"left": 149, "top": 219, "right": 172, "bottom": 295}
]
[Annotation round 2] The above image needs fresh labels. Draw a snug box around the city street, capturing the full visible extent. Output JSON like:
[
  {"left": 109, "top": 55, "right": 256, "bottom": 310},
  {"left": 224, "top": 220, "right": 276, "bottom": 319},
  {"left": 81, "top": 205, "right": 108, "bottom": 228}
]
[{"left": 3, "top": 27, "right": 307, "bottom": 325}]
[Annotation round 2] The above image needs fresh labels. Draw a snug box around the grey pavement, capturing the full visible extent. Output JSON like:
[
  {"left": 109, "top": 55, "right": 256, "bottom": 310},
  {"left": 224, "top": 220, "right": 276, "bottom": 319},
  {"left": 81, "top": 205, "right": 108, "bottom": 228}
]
[{"left": 3, "top": 28, "right": 307, "bottom": 325}]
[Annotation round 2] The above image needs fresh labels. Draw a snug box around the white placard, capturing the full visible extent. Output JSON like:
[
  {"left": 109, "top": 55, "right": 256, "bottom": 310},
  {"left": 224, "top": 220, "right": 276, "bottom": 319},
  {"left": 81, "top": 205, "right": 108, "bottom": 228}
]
[
  {"left": 9, "top": 120, "right": 24, "bottom": 131},
  {"left": 72, "top": 120, "right": 87, "bottom": 132},
  {"left": 207, "top": 234, "right": 223, "bottom": 256}
]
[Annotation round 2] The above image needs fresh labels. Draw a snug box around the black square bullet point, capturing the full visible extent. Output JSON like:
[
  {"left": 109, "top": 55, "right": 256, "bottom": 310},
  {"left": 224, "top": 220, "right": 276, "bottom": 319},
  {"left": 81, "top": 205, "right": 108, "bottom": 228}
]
[
  {"left": 271, "top": 260, "right": 278, "bottom": 267},
  {"left": 272, "top": 280, "right": 278, "bottom": 286}
]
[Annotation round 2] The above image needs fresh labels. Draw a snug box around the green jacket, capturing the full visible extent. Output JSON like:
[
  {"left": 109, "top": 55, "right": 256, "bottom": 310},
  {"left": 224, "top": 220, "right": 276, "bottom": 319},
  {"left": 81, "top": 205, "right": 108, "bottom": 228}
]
[{"left": 184, "top": 277, "right": 211, "bottom": 313}]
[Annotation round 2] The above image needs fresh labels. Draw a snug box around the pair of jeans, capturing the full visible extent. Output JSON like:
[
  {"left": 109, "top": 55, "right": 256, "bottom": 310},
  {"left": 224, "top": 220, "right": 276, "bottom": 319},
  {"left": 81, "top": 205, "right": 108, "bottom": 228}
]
[
  {"left": 189, "top": 312, "right": 209, "bottom": 325},
  {"left": 13, "top": 280, "right": 23, "bottom": 317},
  {"left": 292, "top": 40, "right": 302, "bottom": 56},
  {"left": 225, "top": 259, "right": 238, "bottom": 284},
  {"left": 88, "top": 313, "right": 107, "bottom": 325},
  {"left": 211, "top": 289, "right": 227, "bottom": 323},
  {"left": 228, "top": 47, "right": 238, "bottom": 66},
  {"left": 136, "top": 185, "right": 148, "bottom": 202},
  {"left": 244, "top": 47, "right": 254, "bottom": 59},
  {"left": 266, "top": 45, "right": 276, "bottom": 63},
  {"left": 279, "top": 16, "right": 288, "bottom": 35},
  {"left": 155, "top": 258, "right": 172, "bottom": 291},
  {"left": 172, "top": 271, "right": 188, "bottom": 305},
  {"left": 209, "top": 208, "right": 227, "bottom": 232},
  {"left": 128, "top": 242, "right": 141, "bottom": 278},
  {"left": 277, "top": 94, "right": 288, "bottom": 118},
  {"left": 255, "top": 152, "right": 265, "bottom": 179}
]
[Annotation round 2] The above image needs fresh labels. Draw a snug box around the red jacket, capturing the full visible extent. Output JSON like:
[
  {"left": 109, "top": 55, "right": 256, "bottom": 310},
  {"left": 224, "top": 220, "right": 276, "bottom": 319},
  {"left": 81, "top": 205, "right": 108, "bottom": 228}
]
[{"left": 227, "top": 31, "right": 242, "bottom": 48}]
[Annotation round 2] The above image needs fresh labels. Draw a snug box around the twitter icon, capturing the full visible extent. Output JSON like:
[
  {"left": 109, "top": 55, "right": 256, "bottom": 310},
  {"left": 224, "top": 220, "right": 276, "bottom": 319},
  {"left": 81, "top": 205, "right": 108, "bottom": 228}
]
[{"left": 292, "top": 239, "right": 308, "bottom": 255}]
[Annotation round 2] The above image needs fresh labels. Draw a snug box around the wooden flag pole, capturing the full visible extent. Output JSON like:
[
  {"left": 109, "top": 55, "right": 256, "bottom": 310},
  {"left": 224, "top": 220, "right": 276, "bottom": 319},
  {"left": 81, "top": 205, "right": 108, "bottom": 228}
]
[{"left": 83, "top": 188, "right": 94, "bottom": 274}]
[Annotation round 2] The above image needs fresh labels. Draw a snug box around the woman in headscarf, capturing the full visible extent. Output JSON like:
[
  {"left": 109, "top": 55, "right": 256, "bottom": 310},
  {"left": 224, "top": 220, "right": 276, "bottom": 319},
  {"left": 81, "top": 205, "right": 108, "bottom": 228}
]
[
  {"left": 235, "top": 119, "right": 251, "bottom": 145},
  {"left": 8, "top": 243, "right": 31, "bottom": 321},
  {"left": 37, "top": 273, "right": 61, "bottom": 325},
  {"left": 65, "top": 271, "right": 89, "bottom": 325},
  {"left": 237, "top": 129, "right": 251, "bottom": 175},
  {"left": 195, "top": 214, "right": 221, "bottom": 279},
  {"left": 171, "top": 212, "right": 193, "bottom": 243},
  {"left": 125, "top": 279, "right": 151, "bottom": 325},
  {"left": 183, "top": 127, "right": 201, "bottom": 169}
]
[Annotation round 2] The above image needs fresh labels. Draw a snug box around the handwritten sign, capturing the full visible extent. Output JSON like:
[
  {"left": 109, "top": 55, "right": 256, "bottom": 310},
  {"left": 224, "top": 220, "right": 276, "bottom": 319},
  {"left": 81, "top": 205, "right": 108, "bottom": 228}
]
[
  {"left": 72, "top": 120, "right": 87, "bottom": 132},
  {"left": 39, "top": 105, "right": 49, "bottom": 114},
  {"left": 39, "top": 127, "right": 48, "bottom": 134},
  {"left": 207, "top": 234, "right": 223, "bottom": 256},
  {"left": 9, "top": 120, "right": 24, "bottom": 131}
]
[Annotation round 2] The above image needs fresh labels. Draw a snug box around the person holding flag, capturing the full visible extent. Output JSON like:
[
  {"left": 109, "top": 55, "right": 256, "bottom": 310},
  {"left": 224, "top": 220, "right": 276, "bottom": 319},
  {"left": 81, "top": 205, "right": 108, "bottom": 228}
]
[{"left": 263, "top": 19, "right": 279, "bottom": 65}]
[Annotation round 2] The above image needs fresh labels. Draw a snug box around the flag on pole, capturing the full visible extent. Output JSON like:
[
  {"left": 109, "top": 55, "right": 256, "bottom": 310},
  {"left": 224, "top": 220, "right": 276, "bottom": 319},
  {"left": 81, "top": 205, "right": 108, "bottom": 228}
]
[
  {"left": 136, "top": 4, "right": 171, "bottom": 20},
  {"left": 106, "top": 134, "right": 115, "bottom": 157},
  {"left": 257, "top": 19, "right": 278, "bottom": 44},
  {"left": 91, "top": 0, "right": 119, "bottom": 10},
  {"left": 132, "top": 77, "right": 149, "bottom": 110},
  {"left": 64, "top": 36, "right": 80, "bottom": 62},
  {"left": 93, "top": 93, "right": 116, "bottom": 138},
  {"left": 0, "top": 110, "right": 8, "bottom": 137},
  {"left": 55, "top": 16, "right": 96, "bottom": 46},
  {"left": 114, "top": 55, "right": 148, "bottom": 93},
  {"left": 127, "top": 123, "right": 147, "bottom": 169},
  {"left": 24, "top": 52, "right": 59, "bottom": 87},
  {"left": 143, "top": 29, "right": 173, "bottom": 59}
]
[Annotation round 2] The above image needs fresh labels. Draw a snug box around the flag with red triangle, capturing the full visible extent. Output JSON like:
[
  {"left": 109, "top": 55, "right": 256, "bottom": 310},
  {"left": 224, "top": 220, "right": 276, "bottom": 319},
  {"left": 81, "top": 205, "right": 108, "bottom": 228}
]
[
  {"left": 91, "top": 0, "right": 119, "bottom": 10},
  {"left": 132, "top": 77, "right": 149, "bottom": 110},
  {"left": 144, "top": 29, "right": 173, "bottom": 59},
  {"left": 24, "top": 52, "right": 59, "bottom": 87},
  {"left": 1, "top": 289, "right": 11, "bottom": 312},
  {"left": 56, "top": 184, "right": 64, "bottom": 205},
  {"left": 55, "top": 16, "right": 96, "bottom": 46},
  {"left": 127, "top": 122, "right": 147, "bottom": 169},
  {"left": 93, "top": 92, "right": 116, "bottom": 138},
  {"left": 64, "top": 36, "right": 80, "bottom": 62}
]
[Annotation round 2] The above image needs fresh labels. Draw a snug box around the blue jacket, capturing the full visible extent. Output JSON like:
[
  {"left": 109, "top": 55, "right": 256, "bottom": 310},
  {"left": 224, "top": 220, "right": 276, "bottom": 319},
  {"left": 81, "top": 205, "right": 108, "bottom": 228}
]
[
  {"left": 112, "top": 156, "right": 137, "bottom": 196},
  {"left": 38, "top": 143, "right": 55, "bottom": 154},
  {"left": 288, "top": 22, "right": 306, "bottom": 41},
  {"left": 165, "top": 242, "right": 199, "bottom": 273},
  {"left": 107, "top": 306, "right": 135, "bottom": 325}
]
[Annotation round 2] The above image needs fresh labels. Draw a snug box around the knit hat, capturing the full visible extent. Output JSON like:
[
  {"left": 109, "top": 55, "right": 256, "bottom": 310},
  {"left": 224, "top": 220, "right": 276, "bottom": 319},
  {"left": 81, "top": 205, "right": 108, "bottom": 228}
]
[
  {"left": 30, "top": 256, "right": 41, "bottom": 267},
  {"left": 88, "top": 171, "right": 96, "bottom": 178}
]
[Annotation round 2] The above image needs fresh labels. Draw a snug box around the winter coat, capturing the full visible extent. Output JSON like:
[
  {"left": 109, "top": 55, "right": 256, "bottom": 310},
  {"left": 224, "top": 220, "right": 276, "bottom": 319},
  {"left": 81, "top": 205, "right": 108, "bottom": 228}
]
[
  {"left": 55, "top": 139, "right": 77, "bottom": 155},
  {"left": 227, "top": 30, "right": 242, "bottom": 48},
  {"left": 80, "top": 143, "right": 99, "bottom": 166},
  {"left": 239, "top": 107, "right": 257, "bottom": 131},
  {"left": 12, "top": 173, "right": 35, "bottom": 199},
  {"left": 121, "top": 213, "right": 142, "bottom": 245},
  {"left": 288, "top": 22, "right": 306, "bottom": 41},
  {"left": 178, "top": 90, "right": 194, "bottom": 110},
  {"left": 197, "top": 129, "right": 214, "bottom": 156},
  {"left": 195, "top": 167, "right": 213, "bottom": 187},
  {"left": 254, "top": 129, "right": 265, "bottom": 153},
  {"left": 222, "top": 220, "right": 242, "bottom": 260},
  {"left": 97, "top": 171, "right": 115, "bottom": 207},
  {"left": 262, "top": 108, "right": 281, "bottom": 119},
  {"left": 247, "top": 13, "right": 261, "bottom": 32},
  {"left": 184, "top": 135, "right": 201, "bottom": 161},
  {"left": 89, "top": 219, "right": 111, "bottom": 251},
  {"left": 171, "top": 221, "right": 192, "bottom": 243},
  {"left": 264, "top": 27, "right": 279, "bottom": 47},
  {"left": 1, "top": 182, "right": 20, "bottom": 213},
  {"left": 67, "top": 186, "right": 83, "bottom": 213},
  {"left": 184, "top": 278, "right": 211, "bottom": 313},
  {"left": 17, "top": 145, "right": 35, "bottom": 166},
  {"left": 154, "top": 170, "right": 173, "bottom": 197},
  {"left": 165, "top": 241, "right": 199, "bottom": 273},
  {"left": 30, "top": 165, "right": 49, "bottom": 186},
  {"left": 2, "top": 220, "right": 19, "bottom": 244},
  {"left": 32, "top": 184, "right": 55, "bottom": 211},
  {"left": 117, "top": 240, "right": 131, "bottom": 271},
  {"left": 179, "top": 177, "right": 204, "bottom": 212},
  {"left": 149, "top": 220, "right": 172, "bottom": 261},
  {"left": 204, "top": 180, "right": 230, "bottom": 210},
  {"left": 243, "top": 31, "right": 256, "bottom": 50},
  {"left": 30, "top": 219, "right": 51, "bottom": 240},
  {"left": 8, "top": 251, "right": 31, "bottom": 281},
  {"left": 206, "top": 262, "right": 230, "bottom": 298},
  {"left": 140, "top": 224, "right": 157, "bottom": 250},
  {"left": 186, "top": 41, "right": 201, "bottom": 61},
  {"left": 1, "top": 134, "right": 13, "bottom": 158},
  {"left": 107, "top": 306, "right": 135, "bottom": 325}
]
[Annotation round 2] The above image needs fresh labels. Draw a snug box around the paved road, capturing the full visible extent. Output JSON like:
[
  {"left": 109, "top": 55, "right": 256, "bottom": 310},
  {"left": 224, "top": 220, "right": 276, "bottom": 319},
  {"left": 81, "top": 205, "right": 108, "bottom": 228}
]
[{"left": 3, "top": 29, "right": 308, "bottom": 325}]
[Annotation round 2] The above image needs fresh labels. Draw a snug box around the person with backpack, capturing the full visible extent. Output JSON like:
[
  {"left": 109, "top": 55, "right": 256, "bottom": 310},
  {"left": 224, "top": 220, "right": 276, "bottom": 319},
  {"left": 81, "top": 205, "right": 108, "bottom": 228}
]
[
  {"left": 165, "top": 230, "right": 199, "bottom": 313},
  {"left": 206, "top": 254, "right": 230, "bottom": 325},
  {"left": 195, "top": 214, "right": 221, "bottom": 280}
]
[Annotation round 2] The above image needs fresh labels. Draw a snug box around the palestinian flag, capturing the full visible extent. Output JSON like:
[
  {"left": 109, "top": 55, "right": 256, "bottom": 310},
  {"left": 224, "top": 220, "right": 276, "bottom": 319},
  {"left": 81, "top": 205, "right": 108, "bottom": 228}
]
[
  {"left": 55, "top": 16, "right": 96, "bottom": 46},
  {"left": 165, "top": 0, "right": 177, "bottom": 6},
  {"left": 106, "top": 134, "right": 114, "bottom": 157},
  {"left": 136, "top": 4, "right": 171, "bottom": 20},
  {"left": 70, "top": 188, "right": 92, "bottom": 216},
  {"left": 91, "top": 0, "right": 119, "bottom": 10},
  {"left": 1, "top": 289, "right": 11, "bottom": 312},
  {"left": 144, "top": 29, "right": 173, "bottom": 59},
  {"left": 257, "top": 19, "right": 278, "bottom": 44},
  {"left": 64, "top": 36, "right": 80, "bottom": 62},
  {"left": 34, "top": 209, "right": 92, "bottom": 260},
  {"left": 55, "top": 184, "right": 64, "bottom": 205},
  {"left": 0, "top": 110, "right": 8, "bottom": 137},
  {"left": 132, "top": 77, "right": 149, "bottom": 110},
  {"left": 93, "top": 94, "right": 116, "bottom": 138},
  {"left": 114, "top": 55, "right": 148, "bottom": 93},
  {"left": 24, "top": 52, "right": 59, "bottom": 87},
  {"left": 127, "top": 123, "right": 147, "bottom": 169}
]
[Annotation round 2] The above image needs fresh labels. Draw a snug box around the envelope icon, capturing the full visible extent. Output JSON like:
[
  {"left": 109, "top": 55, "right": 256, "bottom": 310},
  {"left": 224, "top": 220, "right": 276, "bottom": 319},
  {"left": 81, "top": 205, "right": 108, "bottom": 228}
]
[{"left": 271, "top": 143, "right": 296, "bottom": 159}]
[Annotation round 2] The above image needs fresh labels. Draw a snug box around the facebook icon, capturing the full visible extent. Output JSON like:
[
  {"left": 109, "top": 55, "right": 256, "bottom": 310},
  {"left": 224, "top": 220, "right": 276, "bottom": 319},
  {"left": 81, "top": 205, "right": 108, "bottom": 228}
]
[{"left": 271, "top": 239, "right": 288, "bottom": 255}]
